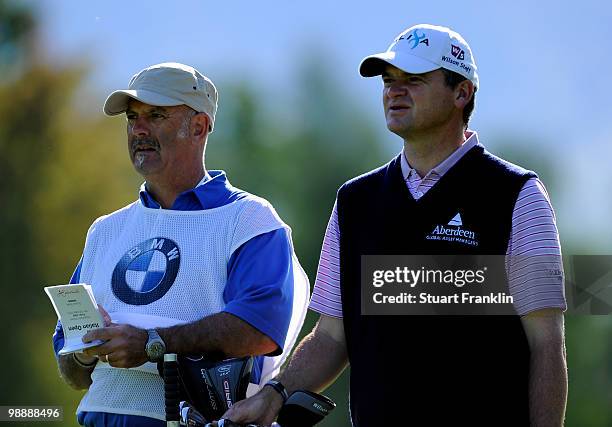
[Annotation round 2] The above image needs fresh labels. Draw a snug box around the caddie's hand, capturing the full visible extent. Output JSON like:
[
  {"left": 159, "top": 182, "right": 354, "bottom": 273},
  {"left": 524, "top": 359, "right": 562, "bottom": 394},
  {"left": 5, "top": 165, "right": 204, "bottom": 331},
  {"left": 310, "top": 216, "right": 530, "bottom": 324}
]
[
  {"left": 222, "top": 386, "right": 284, "bottom": 427},
  {"left": 69, "top": 304, "right": 114, "bottom": 366},
  {"left": 82, "top": 323, "right": 148, "bottom": 368},
  {"left": 98, "top": 304, "right": 112, "bottom": 327}
]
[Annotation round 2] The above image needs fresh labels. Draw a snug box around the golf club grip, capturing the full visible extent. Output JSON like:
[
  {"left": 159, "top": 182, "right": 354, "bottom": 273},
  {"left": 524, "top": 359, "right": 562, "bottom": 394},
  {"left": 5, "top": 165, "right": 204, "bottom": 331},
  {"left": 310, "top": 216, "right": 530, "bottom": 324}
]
[{"left": 164, "top": 353, "right": 180, "bottom": 426}]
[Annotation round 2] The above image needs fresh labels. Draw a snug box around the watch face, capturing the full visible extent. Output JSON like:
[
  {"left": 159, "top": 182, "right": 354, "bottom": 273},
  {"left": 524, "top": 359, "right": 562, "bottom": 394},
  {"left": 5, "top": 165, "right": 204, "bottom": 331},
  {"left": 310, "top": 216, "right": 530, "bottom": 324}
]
[{"left": 148, "top": 341, "right": 165, "bottom": 360}]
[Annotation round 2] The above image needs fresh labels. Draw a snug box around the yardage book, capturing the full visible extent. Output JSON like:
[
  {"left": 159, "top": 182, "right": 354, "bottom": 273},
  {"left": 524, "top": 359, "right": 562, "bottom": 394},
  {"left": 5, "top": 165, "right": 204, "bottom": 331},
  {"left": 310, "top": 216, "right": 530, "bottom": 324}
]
[{"left": 45, "top": 284, "right": 105, "bottom": 355}]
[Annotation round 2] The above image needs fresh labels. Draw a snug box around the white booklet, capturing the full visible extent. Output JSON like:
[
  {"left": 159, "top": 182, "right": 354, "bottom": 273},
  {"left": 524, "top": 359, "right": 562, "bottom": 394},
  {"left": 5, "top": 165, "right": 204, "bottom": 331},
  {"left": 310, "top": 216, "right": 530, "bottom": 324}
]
[{"left": 45, "top": 284, "right": 105, "bottom": 355}]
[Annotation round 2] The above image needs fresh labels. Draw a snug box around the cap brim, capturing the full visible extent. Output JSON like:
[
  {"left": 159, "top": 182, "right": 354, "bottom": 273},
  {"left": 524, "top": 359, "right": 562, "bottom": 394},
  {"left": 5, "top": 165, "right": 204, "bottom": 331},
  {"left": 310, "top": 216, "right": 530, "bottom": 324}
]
[
  {"left": 359, "top": 51, "right": 441, "bottom": 77},
  {"left": 103, "top": 89, "right": 185, "bottom": 116}
]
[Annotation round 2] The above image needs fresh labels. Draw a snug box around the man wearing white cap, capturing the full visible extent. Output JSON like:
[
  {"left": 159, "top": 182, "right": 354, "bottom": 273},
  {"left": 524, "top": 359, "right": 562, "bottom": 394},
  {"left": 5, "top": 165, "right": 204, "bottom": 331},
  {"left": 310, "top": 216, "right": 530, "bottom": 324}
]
[
  {"left": 225, "top": 25, "right": 567, "bottom": 426},
  {"left": 51, "top": 62, "right": 309, "bottom": 426}
]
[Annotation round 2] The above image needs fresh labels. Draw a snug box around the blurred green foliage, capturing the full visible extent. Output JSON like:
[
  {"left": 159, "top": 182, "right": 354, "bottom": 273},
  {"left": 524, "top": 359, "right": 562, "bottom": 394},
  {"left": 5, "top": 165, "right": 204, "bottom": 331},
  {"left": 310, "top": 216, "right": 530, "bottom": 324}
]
[{"left": 0, "top": 1, "right": 610, "bottom": 426}]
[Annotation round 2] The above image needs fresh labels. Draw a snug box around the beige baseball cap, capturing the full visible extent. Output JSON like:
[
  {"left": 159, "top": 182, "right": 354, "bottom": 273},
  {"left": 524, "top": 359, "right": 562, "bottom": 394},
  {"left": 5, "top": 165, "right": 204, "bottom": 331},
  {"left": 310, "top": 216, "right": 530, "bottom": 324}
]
[{"left": 103, "top": 62, "right": 218, "bottom": 131}]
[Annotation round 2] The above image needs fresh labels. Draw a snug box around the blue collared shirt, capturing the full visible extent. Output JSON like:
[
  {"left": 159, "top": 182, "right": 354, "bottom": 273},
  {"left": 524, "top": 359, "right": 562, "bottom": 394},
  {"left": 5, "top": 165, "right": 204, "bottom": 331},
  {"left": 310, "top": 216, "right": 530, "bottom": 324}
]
[{"left": 52, "top": 171, "right": 294, "bottom": 427}]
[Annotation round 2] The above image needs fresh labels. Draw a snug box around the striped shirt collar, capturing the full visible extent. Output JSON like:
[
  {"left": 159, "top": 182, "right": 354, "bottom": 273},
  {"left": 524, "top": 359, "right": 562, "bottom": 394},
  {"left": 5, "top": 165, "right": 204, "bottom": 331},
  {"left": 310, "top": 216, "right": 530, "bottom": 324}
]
[{"left": 401, "top": 130, "right": 479, "bottom": 181}]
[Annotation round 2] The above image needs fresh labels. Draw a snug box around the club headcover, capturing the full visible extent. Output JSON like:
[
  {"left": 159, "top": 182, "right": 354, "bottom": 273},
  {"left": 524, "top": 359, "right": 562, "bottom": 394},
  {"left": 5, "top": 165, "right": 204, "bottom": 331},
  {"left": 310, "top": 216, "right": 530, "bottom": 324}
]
[{"left": 276, "top": 390, "right": 336, "bottom": 427}]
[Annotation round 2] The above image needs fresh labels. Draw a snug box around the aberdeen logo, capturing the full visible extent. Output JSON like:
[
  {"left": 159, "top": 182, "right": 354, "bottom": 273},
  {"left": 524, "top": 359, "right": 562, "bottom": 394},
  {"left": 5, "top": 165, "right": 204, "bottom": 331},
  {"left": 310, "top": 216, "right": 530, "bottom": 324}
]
[
  {"left": 398, "top": 30, "right": 429, "bottom": 49},
  {"left": 426, "top": 213, "right": 478, "bottom": 246},
  {"left": 112, "top": 237, "right": 180, "bottom": 305},
  {"left": 451, "top": 44, "right": 465, "bottom": 60},
  {"left": 448, "top": 213, "right": 463, "bottom": 226}
]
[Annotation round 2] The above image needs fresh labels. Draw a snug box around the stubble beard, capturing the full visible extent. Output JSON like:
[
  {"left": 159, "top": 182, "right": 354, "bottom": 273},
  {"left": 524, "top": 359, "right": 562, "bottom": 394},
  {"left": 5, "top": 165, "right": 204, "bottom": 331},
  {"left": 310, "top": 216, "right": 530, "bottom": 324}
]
[{"left": 386, "top": 113, "right": 415, "bottom": 140}]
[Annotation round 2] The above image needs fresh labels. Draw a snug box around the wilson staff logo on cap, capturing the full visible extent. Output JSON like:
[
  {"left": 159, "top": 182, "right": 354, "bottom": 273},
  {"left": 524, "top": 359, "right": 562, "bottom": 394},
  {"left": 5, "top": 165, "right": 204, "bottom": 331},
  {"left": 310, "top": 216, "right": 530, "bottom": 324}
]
[{"left": 359, "top": 24, "right": 479, "bottom": 88}]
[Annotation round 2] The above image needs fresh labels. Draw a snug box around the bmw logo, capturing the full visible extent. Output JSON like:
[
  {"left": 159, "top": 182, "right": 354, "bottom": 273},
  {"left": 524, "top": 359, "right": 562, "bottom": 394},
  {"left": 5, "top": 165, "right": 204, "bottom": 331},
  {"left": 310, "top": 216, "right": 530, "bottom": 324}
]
[{"left": 112, "top": 238, "right": 180, "bottom": 305}]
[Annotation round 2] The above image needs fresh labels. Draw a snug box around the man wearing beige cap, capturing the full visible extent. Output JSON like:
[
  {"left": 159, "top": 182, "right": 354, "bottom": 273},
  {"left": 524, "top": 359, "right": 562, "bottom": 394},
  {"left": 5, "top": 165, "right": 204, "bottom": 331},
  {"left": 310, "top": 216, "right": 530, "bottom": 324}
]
[
  {"left": 51, "top": 62, "right": 309, "bottom": 426},
  {"left": 225, "top": 25, "right": 567, "bottom": 426}
]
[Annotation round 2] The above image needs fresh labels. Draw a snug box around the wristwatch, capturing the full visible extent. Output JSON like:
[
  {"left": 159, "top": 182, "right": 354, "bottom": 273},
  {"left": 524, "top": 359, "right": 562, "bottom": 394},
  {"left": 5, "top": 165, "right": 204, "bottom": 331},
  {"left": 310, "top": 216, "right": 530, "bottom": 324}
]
[
  {"left": 265, "top": 379, "right": 289, "bottom": 404},
  {"left": 145, "top": 329, "right": 166, "bottom": 362}
]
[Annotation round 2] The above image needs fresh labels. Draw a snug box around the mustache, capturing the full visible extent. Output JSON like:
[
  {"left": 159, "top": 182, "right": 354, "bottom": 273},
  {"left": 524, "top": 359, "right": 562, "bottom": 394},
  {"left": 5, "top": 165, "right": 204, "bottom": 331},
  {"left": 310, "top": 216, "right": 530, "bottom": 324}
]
[{"left": 130, "top": 138, "right": 160, "bottom": 153}]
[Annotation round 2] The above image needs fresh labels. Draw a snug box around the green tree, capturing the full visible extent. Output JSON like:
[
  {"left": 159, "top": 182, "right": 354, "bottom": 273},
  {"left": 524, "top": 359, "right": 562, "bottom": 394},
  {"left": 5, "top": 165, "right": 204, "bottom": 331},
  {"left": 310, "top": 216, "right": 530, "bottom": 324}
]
[
  {"left": 0, "top": 16, "right": 82, "bottom": 411},
  {"left": 0, "top": 1, "right": 135, "bottom": 421}
]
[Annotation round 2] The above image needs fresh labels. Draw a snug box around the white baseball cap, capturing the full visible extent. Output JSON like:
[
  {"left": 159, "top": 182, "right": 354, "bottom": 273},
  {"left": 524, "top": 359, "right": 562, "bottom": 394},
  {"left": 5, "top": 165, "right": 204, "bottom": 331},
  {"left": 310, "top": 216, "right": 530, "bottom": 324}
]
[
  {"left": 359, "top": 24, "right": 479, "bottom": 88},
  {"left": 103, "top": 62, "right": 218, "bottom": 131}
]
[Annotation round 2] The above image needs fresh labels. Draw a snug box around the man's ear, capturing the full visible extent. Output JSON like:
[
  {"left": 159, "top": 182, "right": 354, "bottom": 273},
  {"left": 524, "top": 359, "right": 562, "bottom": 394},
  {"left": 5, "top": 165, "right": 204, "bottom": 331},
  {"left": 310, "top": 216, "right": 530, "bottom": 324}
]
[
  {"left": 192, "top": 113, "right": 209, "bottom": 139},
  {"left": 454, "top": 80, "right": 474, "bottom": 109}
]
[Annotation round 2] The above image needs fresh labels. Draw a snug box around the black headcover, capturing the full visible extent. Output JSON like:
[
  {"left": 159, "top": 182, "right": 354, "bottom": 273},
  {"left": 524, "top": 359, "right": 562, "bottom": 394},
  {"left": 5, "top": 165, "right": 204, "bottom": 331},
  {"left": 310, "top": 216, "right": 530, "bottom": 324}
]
[
  {"left": 159, "top": 355, "right": 253, "bottom": 422},
  {"left": 276, "top": 390, "right": 336, "bottom": 427}
]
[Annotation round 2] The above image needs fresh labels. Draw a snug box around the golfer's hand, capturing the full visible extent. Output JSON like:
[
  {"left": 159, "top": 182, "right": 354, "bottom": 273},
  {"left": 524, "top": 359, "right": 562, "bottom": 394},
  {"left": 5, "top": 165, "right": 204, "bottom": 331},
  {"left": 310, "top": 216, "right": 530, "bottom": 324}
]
[
  {"left": 222, "top": 386, "right": 284, "bottom": 426},
  {"left": 82, "top": 307, "right": 148, "bottom": 368}
]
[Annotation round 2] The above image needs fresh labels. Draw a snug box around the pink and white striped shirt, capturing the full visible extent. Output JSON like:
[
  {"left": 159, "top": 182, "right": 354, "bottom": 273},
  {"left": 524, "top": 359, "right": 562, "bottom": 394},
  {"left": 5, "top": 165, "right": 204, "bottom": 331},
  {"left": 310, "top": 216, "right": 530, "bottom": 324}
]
[{"left": 310, "top": 131, "right": 566, "bottom": 317}]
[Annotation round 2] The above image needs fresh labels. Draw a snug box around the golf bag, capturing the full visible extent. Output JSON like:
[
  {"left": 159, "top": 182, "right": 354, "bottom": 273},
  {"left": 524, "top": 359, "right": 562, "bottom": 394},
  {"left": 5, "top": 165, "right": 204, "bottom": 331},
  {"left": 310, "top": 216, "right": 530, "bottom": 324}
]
[
  {"left": 159, "top": 354, "right": 253, "bottom": 423},
  {"left": 161, "top": 354, "right": 336, "bottom": 426}
]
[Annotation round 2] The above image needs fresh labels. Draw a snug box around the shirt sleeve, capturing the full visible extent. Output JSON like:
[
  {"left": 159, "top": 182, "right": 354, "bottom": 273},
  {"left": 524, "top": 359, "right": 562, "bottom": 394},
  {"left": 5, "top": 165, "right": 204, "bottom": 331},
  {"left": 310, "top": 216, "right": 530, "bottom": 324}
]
[
  {"left": 309, "top": 201, "right": 344, "bottom": 318},
  {"left": 506, "top": 178, "right": 566, "bottom": 316},
  {"left": 223, "top": 228, "right": 294, "bottom": 355},
  {"left": 52, "top": 258, "right": 83, "bottom": 357}
]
